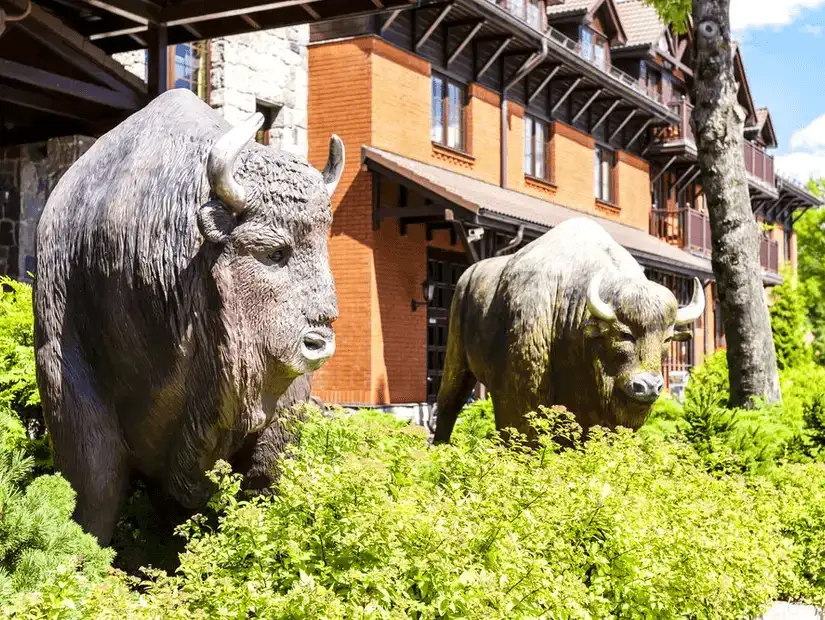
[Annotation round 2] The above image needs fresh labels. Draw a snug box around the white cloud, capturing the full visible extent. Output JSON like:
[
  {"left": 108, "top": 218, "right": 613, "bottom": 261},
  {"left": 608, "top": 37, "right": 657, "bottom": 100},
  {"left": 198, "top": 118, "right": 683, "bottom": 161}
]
[
  {"left": 776, "top": 151, "right": 825, "bottom": 183},
  {"left": 789, "top": 113, "right": 825, "bottom": 151},
  {"left": 730, "top": 0, "right": 825, "bottom": 31},
  {"left": 801, "top": 23, "right": 824, "bottom": 35}
]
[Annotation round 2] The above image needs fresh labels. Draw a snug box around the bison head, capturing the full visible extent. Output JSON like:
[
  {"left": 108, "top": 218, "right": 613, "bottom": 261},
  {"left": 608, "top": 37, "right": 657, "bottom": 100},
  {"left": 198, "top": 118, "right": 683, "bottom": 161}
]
[
  {"left": 196, "top": 112, "right": 344, "bottom": 381},
  {"left": 583, "top": 272, "right": 705, "bottom": 428}
]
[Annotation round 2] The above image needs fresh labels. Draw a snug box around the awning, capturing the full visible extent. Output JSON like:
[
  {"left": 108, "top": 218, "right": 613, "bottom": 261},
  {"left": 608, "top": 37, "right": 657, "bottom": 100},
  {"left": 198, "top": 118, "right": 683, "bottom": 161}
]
[{"left": 362, "top": 145, "right": 716, "bottom": 280}]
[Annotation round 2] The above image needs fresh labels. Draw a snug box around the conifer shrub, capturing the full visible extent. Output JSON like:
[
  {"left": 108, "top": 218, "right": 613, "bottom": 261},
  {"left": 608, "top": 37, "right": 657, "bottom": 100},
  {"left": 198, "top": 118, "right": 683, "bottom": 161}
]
[{"left": 770, "top": 268, "right": 813, "bottom": 371}]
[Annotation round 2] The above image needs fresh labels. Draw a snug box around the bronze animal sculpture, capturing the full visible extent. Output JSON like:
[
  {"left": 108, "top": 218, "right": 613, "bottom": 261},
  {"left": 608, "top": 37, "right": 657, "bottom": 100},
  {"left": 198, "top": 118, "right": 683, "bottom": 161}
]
[
  {"left": 432, "top": 217, "right": 704, "bottom": 443},
  {"left": 33, "top": 89, "right": 344, "bottom": 544}
]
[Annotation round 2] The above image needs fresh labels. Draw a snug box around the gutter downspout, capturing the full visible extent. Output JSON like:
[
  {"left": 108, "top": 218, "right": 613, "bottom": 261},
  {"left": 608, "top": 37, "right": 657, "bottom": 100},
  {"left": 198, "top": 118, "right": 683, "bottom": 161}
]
[{"left": 500, "top": 39, "right": 548, "bottom": 189}]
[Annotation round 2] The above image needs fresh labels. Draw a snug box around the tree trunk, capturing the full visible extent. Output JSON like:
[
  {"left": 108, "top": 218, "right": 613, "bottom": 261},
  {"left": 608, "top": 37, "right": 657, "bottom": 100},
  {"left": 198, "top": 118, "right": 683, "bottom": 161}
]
[{"left": 691, "top": 0, "right": 781, "bottom": 406}]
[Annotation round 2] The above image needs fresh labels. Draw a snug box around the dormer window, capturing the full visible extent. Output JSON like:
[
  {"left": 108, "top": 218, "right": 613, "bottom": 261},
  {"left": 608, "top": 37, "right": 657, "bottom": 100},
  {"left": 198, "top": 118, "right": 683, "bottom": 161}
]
[
  {"left": 500, "top": 0, "right": 544, "bottom": 30},
  {"left": 580, "top": 26, "right": 608, "bottom": 70}
]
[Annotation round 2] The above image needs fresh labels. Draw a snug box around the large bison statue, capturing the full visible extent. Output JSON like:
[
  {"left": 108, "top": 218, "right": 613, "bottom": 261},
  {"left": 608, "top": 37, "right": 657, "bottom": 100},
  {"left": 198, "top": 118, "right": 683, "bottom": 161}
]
[
  {"left": 432, "top": 217, "right": 705, "bottom": 444},
  {"left": 33, "top": 89, "right": 344, "bottom": 544}
]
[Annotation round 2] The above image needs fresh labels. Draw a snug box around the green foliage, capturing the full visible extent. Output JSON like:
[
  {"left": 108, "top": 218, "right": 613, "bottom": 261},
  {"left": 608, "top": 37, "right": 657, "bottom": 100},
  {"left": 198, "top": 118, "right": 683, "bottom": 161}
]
[
  {"left": 770, "top": 268, "right": 813, "bottom": 370},
  {"left": 641, "top": 0, "right": 691, "bottom": 33},
  {"left": 6, "top": 407, "right": 810, "bottom": 619},
  {"left": 451, "top": 396, "right": 496, "bottom": 443},
  {"left": 797, "top": 183, "right": 825, "bottom": 364},
  {"left": 0, "top": 279, "right": 49, "bottom": 472},
  {"left": 0, "top": 406, "right": 114, "bottom": 607}
]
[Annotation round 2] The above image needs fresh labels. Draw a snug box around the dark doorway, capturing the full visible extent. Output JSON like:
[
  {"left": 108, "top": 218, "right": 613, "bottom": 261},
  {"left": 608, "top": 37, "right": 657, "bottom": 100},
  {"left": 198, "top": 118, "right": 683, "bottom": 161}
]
[{"left": 426, "top": 248, "right": 469, "bottom": 404}]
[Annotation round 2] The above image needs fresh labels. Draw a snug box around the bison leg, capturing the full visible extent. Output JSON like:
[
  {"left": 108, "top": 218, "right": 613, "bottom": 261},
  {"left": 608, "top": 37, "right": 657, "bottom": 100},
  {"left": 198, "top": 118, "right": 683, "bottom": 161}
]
[
  {"left": 432, "top": 320, "right": 476, "bottom": 445},
  {"left": 38, "top": 344, "right": 129, "bottom": 546}
]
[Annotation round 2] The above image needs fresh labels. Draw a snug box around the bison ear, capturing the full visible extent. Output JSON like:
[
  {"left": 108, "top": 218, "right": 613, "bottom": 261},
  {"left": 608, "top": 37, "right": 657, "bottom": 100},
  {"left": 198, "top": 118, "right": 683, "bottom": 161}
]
[{"left": 198, "top": 201, "right": 237, "bottom": 244}]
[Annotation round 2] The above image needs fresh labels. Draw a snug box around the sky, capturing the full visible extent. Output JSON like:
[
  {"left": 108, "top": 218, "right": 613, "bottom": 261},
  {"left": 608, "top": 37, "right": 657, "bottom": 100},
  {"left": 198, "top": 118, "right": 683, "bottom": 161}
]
[{"left": 731, "top": 0, "right": 825, "bottom": 183}]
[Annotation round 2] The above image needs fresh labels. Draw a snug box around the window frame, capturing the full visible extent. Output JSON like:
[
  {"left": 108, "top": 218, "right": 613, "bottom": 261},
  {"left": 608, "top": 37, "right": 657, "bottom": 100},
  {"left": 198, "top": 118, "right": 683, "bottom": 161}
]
[
  {"left": 593, "top": 144, "right": 616, "bottom": 204},
  {"left": 431, "top": 73, "right": 468, "bottom": 153},
  {"left": 167, "top": 41, "right": 211, "bottom": 102},
  {"left": 580, "top": 26, "right": 609, "bottom": 69},
  {"left": 524, "top": 115, "right": 551, "bottom": 182}
]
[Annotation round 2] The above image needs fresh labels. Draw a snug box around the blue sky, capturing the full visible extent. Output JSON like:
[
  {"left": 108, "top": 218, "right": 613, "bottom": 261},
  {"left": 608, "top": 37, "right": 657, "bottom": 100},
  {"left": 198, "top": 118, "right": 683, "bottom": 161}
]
[{"left": 731, "top": 0, "right": 825, "bottom": 182}]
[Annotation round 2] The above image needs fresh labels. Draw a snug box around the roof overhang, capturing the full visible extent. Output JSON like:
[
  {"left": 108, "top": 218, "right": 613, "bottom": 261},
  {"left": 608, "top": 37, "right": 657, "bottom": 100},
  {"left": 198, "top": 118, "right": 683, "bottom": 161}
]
[{"left": 362, "top": 145, "right": 715, "bottom": 280}]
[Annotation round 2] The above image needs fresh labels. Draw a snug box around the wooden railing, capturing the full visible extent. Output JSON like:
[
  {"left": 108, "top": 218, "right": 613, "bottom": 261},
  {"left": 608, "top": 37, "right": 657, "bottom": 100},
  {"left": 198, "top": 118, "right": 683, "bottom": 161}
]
[
  {"left": 760, "top": 237, "right": 779, "bottom": 274},
  {"left": 744, "top": 140, "right": 775, "bottom": 188},
  {"left": 654, "top": 99, "right": 776, "bottom": 189},
  {"left": 650, "top": 207, "right": 712, "bottom": 256}
]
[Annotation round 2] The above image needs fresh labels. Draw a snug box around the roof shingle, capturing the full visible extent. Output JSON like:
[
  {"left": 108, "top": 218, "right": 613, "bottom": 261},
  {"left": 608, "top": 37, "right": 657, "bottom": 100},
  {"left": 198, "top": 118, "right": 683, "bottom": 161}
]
[
  {"left": 546, "top": 0, "right": 595, "bottom": 17},
  {"left": 614, "top": 0, "right": 666, "bottom": 48}
]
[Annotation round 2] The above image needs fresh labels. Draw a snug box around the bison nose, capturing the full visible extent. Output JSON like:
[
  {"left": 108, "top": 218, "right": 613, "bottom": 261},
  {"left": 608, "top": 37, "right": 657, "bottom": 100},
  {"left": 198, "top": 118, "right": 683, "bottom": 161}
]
[
  {"left": 624, "top": 372, "right": 664, "bottom": 404},
  {"left": 301, "top": 328, "right": 335, "bottom": 365}
]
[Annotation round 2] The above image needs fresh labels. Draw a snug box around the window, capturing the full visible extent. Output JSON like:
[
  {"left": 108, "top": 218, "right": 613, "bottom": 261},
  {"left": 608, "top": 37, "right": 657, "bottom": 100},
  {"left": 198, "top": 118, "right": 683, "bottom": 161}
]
[
  {"left": 255, "top": 102, "right": 281, "bottom": 146},
  {"left": 501, "top": 0, "right": 543, "bottom": 28},
  {"left": 171, "top": 42, "right": 210, "bottom": 101},
  {"left": 431, "top": 75, "right": 466, "bottom": 151},
  {"left": 526, "top": 0, "right": 543, "bottom": 29},
  {"left": 524, "top": 116, "right": 550, "bottom": 181},
  {"left": 594, "top": 146, "right": 615, "bottom": 203},
  {"left": 580, "top": 27, "right": 608, "bottom": 69},
  {"left": 640, "top": 62, "right": 662, "bottom": 102}
]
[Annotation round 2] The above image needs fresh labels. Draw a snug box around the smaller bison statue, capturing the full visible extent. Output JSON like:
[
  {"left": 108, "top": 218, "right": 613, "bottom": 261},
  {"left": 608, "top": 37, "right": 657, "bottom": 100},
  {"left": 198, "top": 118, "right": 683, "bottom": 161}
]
[
  {"left": 432, "top": 217, "right": 704, "bottom": 443},
  {"left": 34, "top": 89, "right": 344, "bottom": 545}
]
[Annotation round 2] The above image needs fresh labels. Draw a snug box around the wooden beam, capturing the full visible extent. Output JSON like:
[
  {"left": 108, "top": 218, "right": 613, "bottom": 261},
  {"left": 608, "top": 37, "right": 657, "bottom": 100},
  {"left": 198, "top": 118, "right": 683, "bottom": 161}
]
[
  {"left": 84, "top": 0, "right": 159, "bottom": 24},
  {"left": 0, "top": 58, "right": 141, "bottom": 110},
  {"left": 301, "top": 3, "right": 321, "bottom": 19},
  {"left": 673, "top": 165, "right": 698, "bottom": 192},
  {"left": 13, "top": 12, "right": 134, "bottom": 94},
  {"left": 240, "top": 14, "right": 261, "bottom": 29},
  {"left": 372, "top": 0, "right": 384, "bottom": 7},
  {"left": 477, "top": 36, "right": 512, "bottom": 79},
  {"left": 625, "top": 118, "right": 654, "bottom": 150},
  {"left": 146, "top": 23, "right": 168, "bottom": 99},
  {"left": 650, "top": 156, "right": 677, "bottom": 184},
  {"left": 570, "top": 88, "right": 602, "bottom": 124},
  {"left": 378, "top": 205, "right": 446, "bottom": 219},
  {"left": 381, "top": 9, "right": 403, "bottom": 32},
  {"left": 527, "top": 65, "right": 559, "bottom": 103},
  {"left": 447, "top": 20, "right": 484, "bottom": 66},
  {"left": 0, "top": 84, "right": 89, "bottom": 121},
  {"left": 551, "top": 77, "right": 581, "bottom": 115},
  {"left": 415, "top": 4, "right": 452, "bottom": 50},
  {"left": 161, "top": 0, "right": 325, "bottom": 27},
  {"left": 609, "top": 109, "right": 637, "bottom": 143},
  {"left": 590, "top": 99, "right": 620, "bottom": 133}
]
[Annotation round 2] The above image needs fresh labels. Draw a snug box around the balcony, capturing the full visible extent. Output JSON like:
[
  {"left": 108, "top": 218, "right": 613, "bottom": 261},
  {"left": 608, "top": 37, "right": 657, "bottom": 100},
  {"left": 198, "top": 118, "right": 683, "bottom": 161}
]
[
  {"left": 650, "top": 207, "right": 712, "bottom": 256},
  {"left": 650, "top": 208, "right": 780, "bottom": 274},
  {"left": 760, "top": 236, "right": 779, "bottom": 274},
  {"left": 486, "top": 0, "right": 668, "bottom": 110},
  {"left": 654, "top": 99, "right": 775, "bottom": 189}
]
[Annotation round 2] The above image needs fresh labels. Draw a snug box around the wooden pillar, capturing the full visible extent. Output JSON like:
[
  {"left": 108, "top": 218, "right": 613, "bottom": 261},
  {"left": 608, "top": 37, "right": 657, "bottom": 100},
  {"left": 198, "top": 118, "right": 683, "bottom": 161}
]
[{"left": 147, "top": 24, "right": 169, "bottom": 99}]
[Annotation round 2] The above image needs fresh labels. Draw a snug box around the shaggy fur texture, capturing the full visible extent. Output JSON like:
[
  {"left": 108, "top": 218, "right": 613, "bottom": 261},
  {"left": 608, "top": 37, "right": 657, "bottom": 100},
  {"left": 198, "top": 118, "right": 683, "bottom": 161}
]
[
  {"left": 432, "top": 218, "right": 695, "bottom": 444},
  {"left": 34, "top": 89, "right": 340, "bottom": 544}
]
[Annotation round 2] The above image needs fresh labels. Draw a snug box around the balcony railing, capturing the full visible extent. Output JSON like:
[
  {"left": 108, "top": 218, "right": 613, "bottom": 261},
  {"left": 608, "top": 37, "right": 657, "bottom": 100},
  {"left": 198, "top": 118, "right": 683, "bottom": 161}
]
[
  {"left": 651, "top": 208, "right": 780, "bottom": 274},
  {"left": 760, "top": 237, "right": 779, "bottom": 274},
  {"left": 655, "top": 99, "right": 775, "bottom": 188},
  {"left": 486, "top": 1, "right": 668, "bottom": 110},
  {"left": 650, "top": 207, "right": 712, "bottom": 256}
]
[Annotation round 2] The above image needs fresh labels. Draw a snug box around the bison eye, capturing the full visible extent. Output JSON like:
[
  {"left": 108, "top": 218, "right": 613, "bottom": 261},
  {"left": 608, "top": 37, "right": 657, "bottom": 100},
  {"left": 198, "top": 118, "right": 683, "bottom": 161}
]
[
  {"left": 618, "top": 331, "right": 636, "bottom": 343},
  {"left": 267, "top": 247, "right": 290, "bottom": 267}
]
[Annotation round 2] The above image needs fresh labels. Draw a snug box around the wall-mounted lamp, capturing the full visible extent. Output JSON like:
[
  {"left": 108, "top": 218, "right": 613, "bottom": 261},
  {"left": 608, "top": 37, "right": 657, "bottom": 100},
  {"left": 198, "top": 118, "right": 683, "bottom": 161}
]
[{"left": 411, "top": 278, "right": 435, "bottom": 312}]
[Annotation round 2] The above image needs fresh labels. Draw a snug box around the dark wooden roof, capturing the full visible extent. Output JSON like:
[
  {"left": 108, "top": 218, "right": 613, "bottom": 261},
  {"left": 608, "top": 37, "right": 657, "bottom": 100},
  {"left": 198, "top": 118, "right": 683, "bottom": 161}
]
[{"left": 32, "top": 0, "right": 441, "bottom": 54}]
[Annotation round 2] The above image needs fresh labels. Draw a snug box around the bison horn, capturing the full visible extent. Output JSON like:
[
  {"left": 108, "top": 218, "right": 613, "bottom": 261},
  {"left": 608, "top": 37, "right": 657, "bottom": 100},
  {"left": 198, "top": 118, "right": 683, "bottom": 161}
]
[
  {"left": 322, "top": 134, "right": 345, "bottom": 197},
  {"left": 675, "top": 277, "right": 706, "bottom": 325},
  {"left": 207, "top": 112, "right": 265, "bottom": 213},
  {"left": 586, "top": 272, "right": 617, "bottom": 322}
]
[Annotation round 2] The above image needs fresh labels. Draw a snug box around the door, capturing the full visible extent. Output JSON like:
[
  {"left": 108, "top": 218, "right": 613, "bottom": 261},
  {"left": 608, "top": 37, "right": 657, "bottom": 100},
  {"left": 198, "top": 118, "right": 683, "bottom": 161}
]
[{"left": 426, "top": 249, "right": 470, "bottom": 404}]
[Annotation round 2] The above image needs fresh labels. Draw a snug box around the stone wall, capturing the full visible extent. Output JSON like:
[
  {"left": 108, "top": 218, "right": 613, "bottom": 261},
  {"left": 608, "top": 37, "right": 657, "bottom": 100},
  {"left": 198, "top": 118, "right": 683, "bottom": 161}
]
[
  {"left": 0, "top": 137, "right": 96, "bottom": 280},
  {"left": 112, "top": 26, "right": 309, "bottom": 157}
]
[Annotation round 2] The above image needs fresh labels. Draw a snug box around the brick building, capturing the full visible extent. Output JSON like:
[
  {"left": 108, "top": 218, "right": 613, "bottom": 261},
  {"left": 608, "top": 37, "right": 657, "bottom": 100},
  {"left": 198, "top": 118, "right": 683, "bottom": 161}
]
[{"left": 304, "top": 0, "right": 821, "bottom": 414}]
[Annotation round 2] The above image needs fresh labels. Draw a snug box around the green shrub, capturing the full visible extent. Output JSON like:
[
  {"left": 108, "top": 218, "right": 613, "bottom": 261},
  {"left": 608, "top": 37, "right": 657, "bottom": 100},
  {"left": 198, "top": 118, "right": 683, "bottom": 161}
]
[
  {"left": 0, "top": 407, "right": 114, "bottom": 606},
  {"left": 770, "top": 269, "right": 813, "bottom": 370},
  {"left": 0, "top": 278, "right": 49, "bottom": 472},
  {"left": 9, "top": 406, "right": 798, "bottom": 619}
]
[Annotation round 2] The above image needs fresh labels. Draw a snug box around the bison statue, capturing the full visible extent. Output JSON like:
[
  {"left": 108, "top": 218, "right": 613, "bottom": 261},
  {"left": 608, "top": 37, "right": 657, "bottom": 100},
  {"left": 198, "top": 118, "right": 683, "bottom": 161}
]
[
  {"left": 33, "top": 89, "right": 344, "bottom": 544},
  {"left": 432, "top": 217, "right": 705, "bottom": 444}
]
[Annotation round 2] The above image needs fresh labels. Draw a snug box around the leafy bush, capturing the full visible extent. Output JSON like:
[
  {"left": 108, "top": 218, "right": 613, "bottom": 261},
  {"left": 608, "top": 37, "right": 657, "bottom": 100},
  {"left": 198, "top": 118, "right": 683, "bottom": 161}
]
[
  {"left": 770, "top": 268, "right": 812, "bottom": 370},
  {"left": 0, "top": 278, "right": 49, "bottom": 472},
  {"left": 0, "top": 406, "right": 114, "bottom": 606},
  {"left": 7, "top": 406, "right": 803, "bottom": 619}
]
